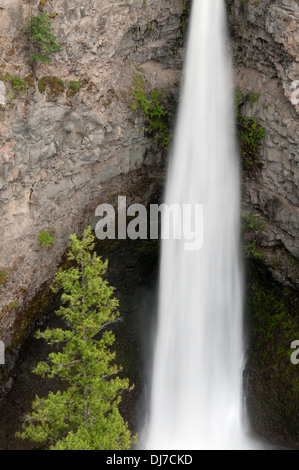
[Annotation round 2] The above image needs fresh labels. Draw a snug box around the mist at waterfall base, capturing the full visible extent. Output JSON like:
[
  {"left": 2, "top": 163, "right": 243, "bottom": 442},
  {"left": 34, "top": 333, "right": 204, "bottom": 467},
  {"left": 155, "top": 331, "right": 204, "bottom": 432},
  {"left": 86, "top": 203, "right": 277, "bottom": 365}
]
[{"left": 142, "top": 0, "right": 264, "bottom": 450}]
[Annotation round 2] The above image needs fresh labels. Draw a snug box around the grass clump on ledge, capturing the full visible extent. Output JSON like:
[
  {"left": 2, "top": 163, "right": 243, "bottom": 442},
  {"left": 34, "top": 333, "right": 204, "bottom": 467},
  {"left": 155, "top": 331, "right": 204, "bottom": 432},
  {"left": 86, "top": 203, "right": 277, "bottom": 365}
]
[
  {"left": 66, "top": 81, "right": 81, "bottom": 97},
  {"left": 0, "top": 270, "right": 8, "bottom": 287},
  {"left": 38, "top": 76, "right": 65, "bottom": 97},
  {"left": 0, "top": 73, "right": 35, "bottom": 98}
]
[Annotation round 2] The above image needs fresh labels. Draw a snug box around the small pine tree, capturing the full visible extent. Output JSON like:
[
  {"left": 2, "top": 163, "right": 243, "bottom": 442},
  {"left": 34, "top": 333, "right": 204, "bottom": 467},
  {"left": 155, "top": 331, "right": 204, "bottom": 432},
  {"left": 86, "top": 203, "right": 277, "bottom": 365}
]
[
  {"left": 25, "top": 13, "right": 62, "bottom": 65},
  {"left": 16, "top": 226, "right": 137, "bottom": 450}
]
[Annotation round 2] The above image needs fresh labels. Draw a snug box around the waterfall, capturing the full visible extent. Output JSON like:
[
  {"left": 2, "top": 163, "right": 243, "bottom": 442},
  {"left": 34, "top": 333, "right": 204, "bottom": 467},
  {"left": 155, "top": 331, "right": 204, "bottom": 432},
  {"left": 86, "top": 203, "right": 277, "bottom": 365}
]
[{"left": 144, "top": 0, "right": 261, "bottom": 450}]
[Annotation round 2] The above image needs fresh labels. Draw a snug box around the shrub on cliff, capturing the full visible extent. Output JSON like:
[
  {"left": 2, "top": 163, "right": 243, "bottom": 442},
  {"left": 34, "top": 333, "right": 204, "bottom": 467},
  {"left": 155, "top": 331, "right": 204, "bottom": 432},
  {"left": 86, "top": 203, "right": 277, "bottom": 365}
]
[
  {"left": 131, "top": 74, "right": 174, "bottom": 152},
  {"left": 25, "top": 13, "right": 62, "bottom": 66},
  {"left": 16, "top": 227, "right": 136, "bottom": 450}
]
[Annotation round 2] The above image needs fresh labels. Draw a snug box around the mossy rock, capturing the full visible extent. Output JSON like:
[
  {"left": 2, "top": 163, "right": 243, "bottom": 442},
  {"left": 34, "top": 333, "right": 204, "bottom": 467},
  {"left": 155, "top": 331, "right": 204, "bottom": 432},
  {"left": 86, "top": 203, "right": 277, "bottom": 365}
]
[
  {"left": 66, "top": 80, "right": 81, "bottom": 98},
  {"left": 180, "top": 0, "right": 192, "bottom": 33},
  {"left": 24, "top": 75, "right": 35, "bottom": 89},
  {"left": 0, "top": 72, "right": 12, "bottom": 83},
  {"left": 0, "top": 270, "right": 8, "bottom": 287},
  {"left": 244, "top": 259, "right": 299, "bottom": 447},
  {"left": 0, "top": 73, "right": 35, "bottom": 99},
  {"left": 1, "top": 300, "right": 20, "bottom": 316},
  {"left": 7, "top": 285, "right": 54, "bottom": 355},
  {"left": 38, "top": 76, "right": 65, "bottom": 98}
]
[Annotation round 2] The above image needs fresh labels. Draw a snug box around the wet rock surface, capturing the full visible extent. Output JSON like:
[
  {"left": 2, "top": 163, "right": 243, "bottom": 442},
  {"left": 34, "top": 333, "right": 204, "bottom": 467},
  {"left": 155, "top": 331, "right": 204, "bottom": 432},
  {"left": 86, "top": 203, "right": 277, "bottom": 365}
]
[
  {"left": 230, "top": 0, "right": 299, "bottom": 288},
  {"left": 0, "top": 0, "right": 183, "bottom": 352}
]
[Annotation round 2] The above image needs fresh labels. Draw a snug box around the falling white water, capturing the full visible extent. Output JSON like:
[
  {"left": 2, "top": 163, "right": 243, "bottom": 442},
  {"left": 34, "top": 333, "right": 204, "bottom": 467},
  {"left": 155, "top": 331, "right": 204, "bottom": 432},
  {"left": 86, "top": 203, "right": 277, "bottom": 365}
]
[{"left": 145, "top": 0, "right": 261, "bottom": 450}]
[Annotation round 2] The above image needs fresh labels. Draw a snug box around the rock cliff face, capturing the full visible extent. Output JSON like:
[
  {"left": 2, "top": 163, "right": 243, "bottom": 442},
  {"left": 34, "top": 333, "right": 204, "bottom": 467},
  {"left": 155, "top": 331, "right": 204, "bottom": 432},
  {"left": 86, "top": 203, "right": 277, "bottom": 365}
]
[
  {"left": 229, "top": 0, "right": 299, "bottom": 449},
  {"left": 0, "top": 0, "right": 184, "bottom": 352},
  {"left": 229, "top": 0, "right": 299, "bottom": 288}
]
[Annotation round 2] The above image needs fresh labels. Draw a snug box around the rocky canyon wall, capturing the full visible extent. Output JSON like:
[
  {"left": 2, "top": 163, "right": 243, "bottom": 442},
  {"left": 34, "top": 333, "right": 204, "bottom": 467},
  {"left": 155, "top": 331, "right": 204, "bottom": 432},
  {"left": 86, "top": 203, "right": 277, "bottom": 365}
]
[
  {"left": 229, "top": 0, "right": 299, "bottom": 449},
  {"left": 0, "top": 0, "right": 298, "bottom": 449},
  {"left": 0, "top": 0, "right": 184, "bottom": 358},
  {"left": 229, "top": 0, "right": 299, "bottom": 289}
]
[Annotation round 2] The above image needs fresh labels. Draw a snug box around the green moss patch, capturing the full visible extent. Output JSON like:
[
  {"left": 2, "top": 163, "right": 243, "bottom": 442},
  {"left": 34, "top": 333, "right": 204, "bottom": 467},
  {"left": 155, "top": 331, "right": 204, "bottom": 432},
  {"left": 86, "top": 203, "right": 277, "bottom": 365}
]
[
  {"left": 245, "top": 260, "right": 299, "bottom": 444},
  {"left": 130, "top": 74, "right": 177, "bottom": 153},
  {"left": 66, "top": 80, "right": 81, "bottom": 97},
  {"left": 0, "top": 73, "right": 35, "bottom": 98},
  {"left": 38, "top": 76, "right": 65, "bottom": 97},
  {"left": 0, "top": 270, "right": 8, "bottom": 287},
  {"left": 235, "top": 88, "right": 266, "bottom": 173}
]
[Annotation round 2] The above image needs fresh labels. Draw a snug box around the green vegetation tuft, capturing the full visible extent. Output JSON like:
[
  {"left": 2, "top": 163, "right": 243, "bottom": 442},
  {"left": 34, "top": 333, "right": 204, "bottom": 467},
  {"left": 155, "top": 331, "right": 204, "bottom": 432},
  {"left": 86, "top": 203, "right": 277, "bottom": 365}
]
[
  {"left": 38, "top": 76, "right": 65, "bottom": 97},
  {"left": 249, "top": 92, "right": 261, "bottom": 107},
  {"left": 242, "top": 213, "right": 266, "bottom": 232},
  {"left": 235, "top": 89, "right": 266, "bottom": 172},
  {"left": 240, "top": 116, "right": 266, "bottom": 170},
  {"left": 37, "top": 229, "right": 56, "bottom": 248},
  {"left": 131, "top": 75, "right": 173, "bottom": 152},
  {"left": 0, "top": 270, "right": 8, "bottom": 287},
  {"left": 241, "top": 213, "right": 267, "bottom": 261},
  {"left": 2, "top": 300, "right": 20, "bottom": 314},
  {"left": 66, "top": 81, "right": 81, "bottom": 97},
  {"left": 0, "top": 73, "right": 35, "bottom": 98},
  {"left": 180, "top": 0, "right": 192, "bottom": 33}
]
